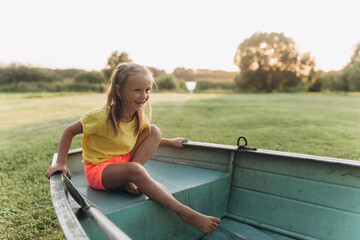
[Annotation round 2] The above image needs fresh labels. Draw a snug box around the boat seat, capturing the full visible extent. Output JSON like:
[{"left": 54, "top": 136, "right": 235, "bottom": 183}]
[{"left": 70, "top": 159, "right": 231, "bottom": 239}]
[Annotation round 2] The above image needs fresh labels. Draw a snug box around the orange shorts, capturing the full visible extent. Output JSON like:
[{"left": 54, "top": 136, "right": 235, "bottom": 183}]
[{"left": 84, "top": 154, "right": 130, "bottom": 191}]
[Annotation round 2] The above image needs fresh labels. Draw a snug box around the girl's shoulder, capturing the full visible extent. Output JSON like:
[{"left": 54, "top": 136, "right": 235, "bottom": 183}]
[
  {"left": 81, "top": 106, "right": 109, "bottom": 134},
  {"left": 86, "top": 106, "right": 108, "bottom": 116},
  {"left": 82, "top": 106, "right": 108, "bottom": 122}
]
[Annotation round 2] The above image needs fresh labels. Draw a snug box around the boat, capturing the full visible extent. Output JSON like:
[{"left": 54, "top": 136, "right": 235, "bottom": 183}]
[{"left": 50, "top": 138, "right": 360, "bottom": 240}]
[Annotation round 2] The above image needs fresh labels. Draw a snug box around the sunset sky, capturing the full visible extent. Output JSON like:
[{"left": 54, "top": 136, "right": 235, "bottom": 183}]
[{"left": 1, "top": 0, "right": 359, "bottom": 73}]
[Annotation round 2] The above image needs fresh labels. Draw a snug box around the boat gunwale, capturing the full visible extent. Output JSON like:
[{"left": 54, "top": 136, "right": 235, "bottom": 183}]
[
  {"left": 182, "top": 141, "right": 360, "bottom": 167},
  {"left": 49, "top": 153, "right": 89, "bottom": 240},
  {"left": 67, "top": 141, "right": 360, "bottom": 168},
  {"left": 51, "top": 141, "right": 360, "bottom": 239}
]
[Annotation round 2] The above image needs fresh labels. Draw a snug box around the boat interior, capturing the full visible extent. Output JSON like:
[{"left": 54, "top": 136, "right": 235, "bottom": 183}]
[{"left": 55, "top": 141, "right": 360, "bottom": 240}]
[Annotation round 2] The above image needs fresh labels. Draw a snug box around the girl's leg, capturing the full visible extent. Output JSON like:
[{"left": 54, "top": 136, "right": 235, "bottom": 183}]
[
  {"left": 130, "top": 124, "right": 162, "bottom": 165},
  {"left": 124, "top": 125, "right": 161, "bottom": 194},
  {"left": 102, "top": 162, "right": 221, "bottom": 234}
]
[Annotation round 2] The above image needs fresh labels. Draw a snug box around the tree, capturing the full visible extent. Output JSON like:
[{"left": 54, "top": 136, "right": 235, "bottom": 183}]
[
  {"left": 54, "top": 68, "right": 82, "bottom": 79},
  {"left": 351, "top": 42, "right": 360, "bottom": 63},
  {"left": 147, "top": 67, "right": 167, "bottom": 79},
  {"left": 347, "top": 42, "right": 360, "bottom": 91},
  {"left": 320, "top": 70, "right": 345, "bottom": 91},
  {"left": 299, "top": 52, "right": 319, "bottom": 91},
  {"left": 156, "top": 75, "right": 177, "bottom": 90},
  {"left": 74, "top": 71, "right": 106, "bottom": 84},
  {"left": 234, "top": 32, "right": 315, "bottom": 92},
  {"left": 102, "top": 51, "right": 132, "bottom": 80},
  {"left": 349, "top": 62, "right": 360, "bottom": 91},
  {"left": 0, "top": 64, "right": 61, "bottom": 85},
  {"left": 173, "top": 67, "right": 195, "bottom": 81}
]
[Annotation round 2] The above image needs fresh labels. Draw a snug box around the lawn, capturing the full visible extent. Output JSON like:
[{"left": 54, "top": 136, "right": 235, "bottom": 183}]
[{"left": 0, "top": 92, "right": 359, "bottom": 239}]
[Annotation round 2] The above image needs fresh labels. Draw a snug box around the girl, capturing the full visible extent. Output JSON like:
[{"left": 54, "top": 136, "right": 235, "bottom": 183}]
[{"left": 46, "top": 62, "right": 221, "bottom": 234}]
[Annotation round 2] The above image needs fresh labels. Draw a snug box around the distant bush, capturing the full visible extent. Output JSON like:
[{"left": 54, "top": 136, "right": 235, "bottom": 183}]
[
  {"left": 0, "top": 81, "right": 59, "bottom": 92},
  {"left": 0, "top": 65, "right": 107, "bottom": 92},
  {"left": 74, "top": 71, "right": 106, "bottom": 84},
  {"left": 156, "top": 75, "right": 177, "bottom": 90},
  {"left": 320, "top": 71, "right": 347, "bottom": 91},
  {"left": 195, "top": 80, "right": 236, "bottom": 91},
  {"left": 0, "top": 64, "right": 62, "bottom": 85},
  {"left": 0, "top": 81, "right": 105, "bottom": 93},
  {"left": 53, "top": 68, "right": 82, "bottom": 78},
  {"left": 61, "top": 82, "right": 105, "bottom": 92},
  {"left": 177, "top": 81, "right": 186, "bottom": 91},
  {"left": 148, "top": 67, "right": 167, "bottom": 79}
]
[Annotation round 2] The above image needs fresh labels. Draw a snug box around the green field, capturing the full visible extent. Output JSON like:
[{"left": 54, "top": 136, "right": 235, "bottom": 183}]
[{"left": 1, "top": 92, "right": 359, "bottom": 239}]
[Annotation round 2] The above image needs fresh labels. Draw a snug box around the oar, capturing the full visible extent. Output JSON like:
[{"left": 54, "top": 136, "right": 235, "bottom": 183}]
[{"left": 62, "top": 174, "right": 131, "bottom": 240}]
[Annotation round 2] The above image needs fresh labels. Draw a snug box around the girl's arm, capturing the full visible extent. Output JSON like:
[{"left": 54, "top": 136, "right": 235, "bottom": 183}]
[
  {"left": 45, "top": 121, "right": 83, "bottom": 179},
  {"left": 160, "top": 137, "right": 188, "bottom": 148}
]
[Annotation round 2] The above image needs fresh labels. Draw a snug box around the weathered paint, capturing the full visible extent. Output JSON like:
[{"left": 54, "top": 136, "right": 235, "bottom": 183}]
[
  {"left": 50, "top": 141, "right": 360, "bottom": 240},
  {"left": 79, "top": 160, "right": 231, "bottom": 239},
  {"left": 202, "top": 217, "right": 281, "bottom": 240},
  {"left": 49, "top": 153, "right": 89, "bottom": 240},
  {"left": 228, "top": 149, "right": 360, "bottom": 240}
]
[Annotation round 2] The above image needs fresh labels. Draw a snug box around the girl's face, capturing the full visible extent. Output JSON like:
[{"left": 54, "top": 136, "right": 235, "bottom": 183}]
[{"left": 119, "top": 74, "right": 152, "bottom": 116}]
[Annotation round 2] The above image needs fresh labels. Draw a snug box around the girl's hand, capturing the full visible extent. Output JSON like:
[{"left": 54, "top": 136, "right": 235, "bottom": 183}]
[
  {"left": 46, "top": 163, "right": 67, "bottom": 179},
  {"left": 170, "top": 137, "right": 188, "bottom": 148}
]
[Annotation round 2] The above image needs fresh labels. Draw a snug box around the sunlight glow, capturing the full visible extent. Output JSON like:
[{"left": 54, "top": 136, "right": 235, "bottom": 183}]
[
  {"left": 185, "top": 81, "right": 197, "bottom": 94},
  {"left": 0, "top": 0, "right": 359, "bottom": 72}
]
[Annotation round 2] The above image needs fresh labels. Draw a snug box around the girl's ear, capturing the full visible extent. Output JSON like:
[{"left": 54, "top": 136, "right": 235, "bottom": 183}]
[{"left": 115, "top": 85, "right": 121, "bottom": 99}]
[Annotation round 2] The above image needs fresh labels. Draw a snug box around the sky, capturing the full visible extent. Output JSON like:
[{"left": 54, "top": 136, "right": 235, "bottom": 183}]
[{"left": 1, "top": 0, "right": 359, "bottom": 73}]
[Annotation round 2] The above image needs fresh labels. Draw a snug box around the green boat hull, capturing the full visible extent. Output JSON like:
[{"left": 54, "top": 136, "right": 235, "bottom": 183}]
[{"left": 50, "top": 141, "right": 360, "bottom": 240}]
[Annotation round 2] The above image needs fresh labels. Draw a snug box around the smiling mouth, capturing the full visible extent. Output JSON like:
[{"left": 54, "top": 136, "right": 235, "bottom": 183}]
[{"left": 135, "top": 101, "right": 146, "bottom": 106}]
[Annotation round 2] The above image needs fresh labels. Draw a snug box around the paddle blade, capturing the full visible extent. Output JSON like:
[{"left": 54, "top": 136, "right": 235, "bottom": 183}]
[{"left": 62, "top": 174, "right": 89, "bottom": 210}]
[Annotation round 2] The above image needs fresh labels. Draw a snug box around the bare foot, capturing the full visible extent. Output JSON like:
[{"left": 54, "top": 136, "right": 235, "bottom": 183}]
[
  {"left": 124, "top": 182, "right": 141, "bottom": 195},
  {"left": 179, "top": 207, "right": 221, "bottom": 234}
]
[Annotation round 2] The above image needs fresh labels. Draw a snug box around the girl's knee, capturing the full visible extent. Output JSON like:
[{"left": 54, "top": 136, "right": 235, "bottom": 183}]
[
  {"left": 128, "top": 162, "right": 148, "bottom": 180},
  {"left": 150, "top": 125, "right": 162, "bottom": 142}
]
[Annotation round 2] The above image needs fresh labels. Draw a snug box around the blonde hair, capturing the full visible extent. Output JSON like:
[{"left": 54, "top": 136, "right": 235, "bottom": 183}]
[{"left": 106, "top": 62, "right": 154, "bottom": 137}]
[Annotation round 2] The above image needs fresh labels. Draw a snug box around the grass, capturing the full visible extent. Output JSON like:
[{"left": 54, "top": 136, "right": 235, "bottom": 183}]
[
  {"left": 152, "top": 93, "right": 360, "bottom": 160},
  {"left": 0, "top": 92, "right": 359, "bottom": 239}
]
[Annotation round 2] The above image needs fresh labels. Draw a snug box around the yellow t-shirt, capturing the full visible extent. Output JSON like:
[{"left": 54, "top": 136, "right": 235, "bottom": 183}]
[{"left": 80, "top": 106, "right": 150, "bottom": 164}]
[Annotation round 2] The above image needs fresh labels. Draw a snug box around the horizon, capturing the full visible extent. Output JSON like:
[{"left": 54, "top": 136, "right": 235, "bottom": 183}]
[{"left": 1, "top": 0, "right": 359, "bottom": 73}]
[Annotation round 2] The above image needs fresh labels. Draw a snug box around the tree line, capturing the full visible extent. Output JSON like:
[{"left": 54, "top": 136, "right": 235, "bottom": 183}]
[
  {"left": 0, "top": 51, "right": 237, "bottom": 93},
  {"left": 0, "top": 31, "right": 359, "bottom": 93},
  {"left": 233, "top": 32, "right": 360, "bottom": 92},
  {"left": 0, "top": 65, "right": 106, "bottom": 92}
]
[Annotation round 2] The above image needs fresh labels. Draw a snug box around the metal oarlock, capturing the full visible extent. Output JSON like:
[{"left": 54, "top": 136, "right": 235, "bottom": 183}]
[{"left": 237, "top": 136, "right": 257, "bottom": 151}]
